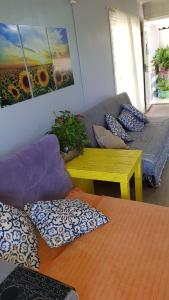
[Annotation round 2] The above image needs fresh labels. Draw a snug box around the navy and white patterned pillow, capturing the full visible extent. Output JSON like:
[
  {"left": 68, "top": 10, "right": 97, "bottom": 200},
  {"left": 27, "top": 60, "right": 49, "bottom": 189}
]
[
  {"left": 121, "top": 104, "right": 149, "bottom": 123},
  {"left": 24, "top": 199, "right": 109, "bottom": 248},
  {"left": 105, "top": 113, "right": 133, "bottom": 142},
  {"left": 118, "top": 110, "right": 145, "bottom": 132},
  {"left": 0, "top": 202, "right": 39, "bottom": 270}
]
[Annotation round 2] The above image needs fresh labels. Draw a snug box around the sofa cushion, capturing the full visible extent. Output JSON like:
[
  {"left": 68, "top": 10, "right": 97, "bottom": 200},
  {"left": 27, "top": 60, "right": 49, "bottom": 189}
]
[
  {"left": 105, "top": 114, "right": 133, "bottom": 142},
  {"left": 0, "top": 201, "right": 39, "bottom": 270},
  {"left": 93, "top": 125, "right": 129, "bottom": 149},
  {"left": 83, "top": 93, "right": 131, "bottom": 147},
  {"left": 118, "top": 110, "right": 145, "bottom": 132},
  {"left": 24, "top": 199, "right": 108, "bottom": 248},
  {"left": 103, "top": 93, "right": 131, "bottom": 116},
  {"left": 40, "top": 190, "right": 169, "bottom": 300},
  {"left": 83, "top": 105, "right": 107, "bottom": 148},
  {"left": 0, "top": 135, "right": 73, "bottom": 209},
  {"left": 121, "top": 103, "right": 149, "bottom": 123}
]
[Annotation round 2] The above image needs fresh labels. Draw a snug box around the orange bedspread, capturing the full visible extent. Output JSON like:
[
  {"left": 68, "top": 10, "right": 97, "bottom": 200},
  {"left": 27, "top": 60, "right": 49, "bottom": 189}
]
[{"left": 39, "top": 189, "right": 169, "bottom": 300}]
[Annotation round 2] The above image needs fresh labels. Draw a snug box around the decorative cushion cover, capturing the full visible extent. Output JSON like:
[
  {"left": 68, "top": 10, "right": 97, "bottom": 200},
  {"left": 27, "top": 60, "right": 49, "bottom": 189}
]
[
  {"left": 105, "top": 114, "right": 133, "bottom": 142},
  {"left": 0, "top": 135, "right": 73, "bottom": 209},
  {"left": 117, "top": 110, "right": 145, "bottom": 132},
  {"left": 121, "top": 104, "right": 149, "bottom": 123},
  {"left": 0, "top": 202, "right": 39, "bottom": 270},
  {"left": 93, "top": 125, "right": 129, "bottom": 149},
  {"left": 24, "top": 199, "right": 109, "bottom": 248}
]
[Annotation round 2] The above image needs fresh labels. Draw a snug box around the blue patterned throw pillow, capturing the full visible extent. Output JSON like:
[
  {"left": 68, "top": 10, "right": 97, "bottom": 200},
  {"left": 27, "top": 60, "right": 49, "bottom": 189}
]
[
  {"left": 0, "top": 202, "right": 39, "bottom": 270},
  {"left": 24, "top": 199, "right": 109, "bottom": 248},
  {"left": 118, "top": 110, "right": 145, "bottom": 132},
  {"left": 105, "top": 113, "right": 133, "bottom": 142},
  {"left": 121, "top": 104, "right": 149, "bottom": 123}
]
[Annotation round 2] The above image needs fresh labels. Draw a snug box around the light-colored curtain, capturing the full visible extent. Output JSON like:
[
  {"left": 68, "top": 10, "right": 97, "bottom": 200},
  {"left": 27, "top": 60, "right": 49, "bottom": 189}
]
[{"left": 109, "top": 9, "right": 145, "bottom": 111}]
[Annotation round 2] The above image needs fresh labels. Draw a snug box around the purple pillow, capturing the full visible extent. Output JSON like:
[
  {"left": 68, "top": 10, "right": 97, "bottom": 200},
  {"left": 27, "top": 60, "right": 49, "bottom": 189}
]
[{"left": 0, "top": 135, "right": 73, "bottom": 209}]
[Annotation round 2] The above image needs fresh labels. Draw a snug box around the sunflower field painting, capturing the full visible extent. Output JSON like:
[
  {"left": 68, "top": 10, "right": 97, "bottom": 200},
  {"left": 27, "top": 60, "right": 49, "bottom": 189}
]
[
  {"left": 0, "top": 23, "right": 32, "bottom": 107},
  {"left": 47, "top": 28, "right": 74, "bottom": 89},
  {"left": 0, "top": 23, "right": 75, "bottom": 108},
  {"left": 19, "top": 25, "right": 56, "bottom": 97}
]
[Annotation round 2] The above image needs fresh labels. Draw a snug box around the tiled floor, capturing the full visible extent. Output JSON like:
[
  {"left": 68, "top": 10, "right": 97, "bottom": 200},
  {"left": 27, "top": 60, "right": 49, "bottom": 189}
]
[
  {"left": 151, "top": 97, "right": 169, "bottom": 105},
  {"left": 146, "top": 103, "right": 169, "bottom": 118},
  {"left": 95, "top": 104, "right": 169, "bottom": 207}
]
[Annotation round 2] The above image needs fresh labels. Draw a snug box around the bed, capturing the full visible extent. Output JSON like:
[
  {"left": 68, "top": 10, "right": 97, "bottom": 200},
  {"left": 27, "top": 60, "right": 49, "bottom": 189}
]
[
  {"left": 39, "top": 188, "right": 169, "bottom": 300},
  {"left": 1, "top": 134, "right": 169, "bottom": 299}
]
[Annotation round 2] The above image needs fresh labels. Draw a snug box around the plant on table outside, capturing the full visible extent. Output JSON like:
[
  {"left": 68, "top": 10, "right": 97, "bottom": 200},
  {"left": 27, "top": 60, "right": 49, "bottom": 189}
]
[
  {"left": 156, "top": 77, "right": 169, "bottom": 91},
  {"left": 156, "top": 76, "right": 169, "bottom": 99},
  {"left": 51, "top": 110, "right": 90, "bottom": 155}
]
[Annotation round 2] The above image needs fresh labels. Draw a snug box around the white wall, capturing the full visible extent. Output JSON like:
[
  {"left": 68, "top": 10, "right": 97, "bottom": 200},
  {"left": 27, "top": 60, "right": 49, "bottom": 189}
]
[
  {"left": 73, "top": 0, "right": 139, "bottom": 109},
  {"left": 0, "top": 0, "right": 139, "bottom": 156},
  {"left": 0, "top": 0, "right": 84, "bottom": 156},
  {"left": 149, "top": 25, "right": 159, "bottom": 61},
  {"left": 159, "top": 29, "right": 169, "bottom": 47}
]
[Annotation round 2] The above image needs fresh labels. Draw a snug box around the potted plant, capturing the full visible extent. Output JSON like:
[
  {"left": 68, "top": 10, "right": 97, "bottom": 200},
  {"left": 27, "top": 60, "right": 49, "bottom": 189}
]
[
  {"left": 153, "top": 46, "right": 169, "bottom": 72},
  {"left": 156, "top": 77, "right": 169, "bottom": 99},
  {"left": 50, "top": 110, "right": 90, "bottom": 162}
]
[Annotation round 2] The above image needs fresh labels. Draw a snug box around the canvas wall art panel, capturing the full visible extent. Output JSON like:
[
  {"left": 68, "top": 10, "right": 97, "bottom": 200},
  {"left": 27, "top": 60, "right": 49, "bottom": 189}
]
[
  {"left": 19, "top": 25, "right": 56, "bottom": 97},
  {"left": 47, "top": 28, "right": 74, "bottom": 89},
  {"left": 0, "top": 23, "right": 32, "bottom": 107}
]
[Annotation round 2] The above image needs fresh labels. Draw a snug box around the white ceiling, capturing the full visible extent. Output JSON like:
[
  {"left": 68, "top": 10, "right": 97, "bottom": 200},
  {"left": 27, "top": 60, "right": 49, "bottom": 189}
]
[
  {"left": 142, "top": 0, "right": 169, "bottom": 20},
  {"left": 141, "top": 0, "right": 166, "bottom": 3}
]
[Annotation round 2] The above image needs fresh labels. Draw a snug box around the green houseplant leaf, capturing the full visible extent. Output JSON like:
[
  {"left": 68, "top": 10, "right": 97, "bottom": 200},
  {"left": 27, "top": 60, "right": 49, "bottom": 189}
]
[
  {"left": 51, "top": 110, "right": 90, "bottom": 153},
  {"left": 157, "top": 77, "right": 169, "bottom": 91},
  {"left": 153, "top": 46, "right": 169, "bottom": 70}
]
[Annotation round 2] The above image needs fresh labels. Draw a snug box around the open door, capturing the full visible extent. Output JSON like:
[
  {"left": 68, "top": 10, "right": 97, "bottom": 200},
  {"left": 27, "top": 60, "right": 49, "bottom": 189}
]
[
  {"left": 143, "top": 18, "right": 169, "bottom": 107},
  {"left": 143, "top": 21, "right": 157, "bottom": 109}
]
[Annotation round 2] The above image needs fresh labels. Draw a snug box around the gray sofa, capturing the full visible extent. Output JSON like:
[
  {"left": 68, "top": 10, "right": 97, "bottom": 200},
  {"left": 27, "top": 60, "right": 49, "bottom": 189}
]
[{"left": 83, "top": 93, "right": 169, "bottom": 186}]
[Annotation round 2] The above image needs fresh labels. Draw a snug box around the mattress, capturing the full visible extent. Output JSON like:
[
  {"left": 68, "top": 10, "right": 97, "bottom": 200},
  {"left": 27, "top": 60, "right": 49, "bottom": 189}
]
[{"left": 39, "top": 188, "right": 169, "bottom": 300}]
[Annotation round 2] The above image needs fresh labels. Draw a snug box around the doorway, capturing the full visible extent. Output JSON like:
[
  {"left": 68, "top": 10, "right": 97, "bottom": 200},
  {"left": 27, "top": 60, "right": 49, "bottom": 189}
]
[{"left": 144, "top": 17, "right": 169, "bottom": 108}]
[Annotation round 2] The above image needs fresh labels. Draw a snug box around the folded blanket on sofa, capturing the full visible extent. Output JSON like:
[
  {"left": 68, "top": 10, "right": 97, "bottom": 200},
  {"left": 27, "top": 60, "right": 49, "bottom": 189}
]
[{"left": 129, "top": 117, "right": 169, "bottom": 186}]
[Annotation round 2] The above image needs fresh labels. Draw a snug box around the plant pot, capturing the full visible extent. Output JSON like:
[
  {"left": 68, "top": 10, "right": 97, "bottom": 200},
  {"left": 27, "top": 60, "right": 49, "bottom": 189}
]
[
  {"left": 61, "top": 149, "right": 80, "bottom": 163},
  {"left": 159, "top": 68, "right": 169, "bottom": 79},
  {"left": 158, "top": 89, "right": 169, "bottom": 99}
]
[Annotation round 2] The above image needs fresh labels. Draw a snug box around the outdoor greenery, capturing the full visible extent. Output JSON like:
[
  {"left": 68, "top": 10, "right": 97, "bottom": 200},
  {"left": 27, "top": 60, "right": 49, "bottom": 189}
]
[
  {"left": 157, "top": 77, "right": 169, "bottom": 91},
  {"left": 51, "top": 110, "right": 90, "bottom": 152},
  {"left": 153, "top": 47, "right": 169, "bottom": 98},
  {"left": 153, "top": 46, "right": 169, "bottom": 70}
]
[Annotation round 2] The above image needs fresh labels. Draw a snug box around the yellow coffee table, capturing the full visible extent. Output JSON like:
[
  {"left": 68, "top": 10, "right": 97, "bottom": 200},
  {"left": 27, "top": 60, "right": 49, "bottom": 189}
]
[{"left": 66, "top": 148, "right": 143, "bottom": 201}]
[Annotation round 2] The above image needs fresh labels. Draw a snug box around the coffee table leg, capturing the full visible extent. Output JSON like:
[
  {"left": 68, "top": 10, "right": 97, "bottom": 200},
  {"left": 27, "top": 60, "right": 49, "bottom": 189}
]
[
  {"left": 120, "top": 180, "right": 130, "bottom": 200},
  {"left": 135, "top": 160, "right": 143, "bottom": 202}
]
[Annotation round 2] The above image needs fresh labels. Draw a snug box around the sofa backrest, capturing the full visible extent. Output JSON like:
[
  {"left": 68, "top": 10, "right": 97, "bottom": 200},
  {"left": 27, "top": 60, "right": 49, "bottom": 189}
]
[
  {"left": 83, "top": 93, "right": 131, "bottom": 147},
  {"left": 0, "top": 135, "right": 73, "bottom": 209}
]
